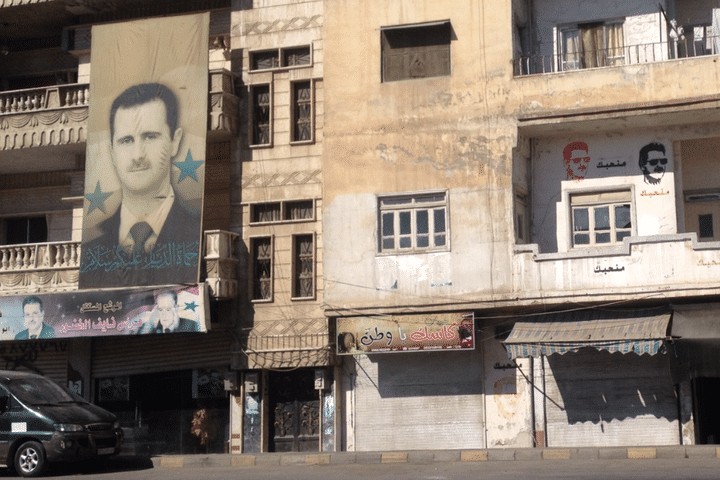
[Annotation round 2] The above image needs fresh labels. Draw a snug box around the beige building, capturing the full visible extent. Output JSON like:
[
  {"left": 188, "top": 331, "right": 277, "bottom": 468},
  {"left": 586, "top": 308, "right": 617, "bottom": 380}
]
[{"left": 2, "top": 0, "right": 720, "bottom": 457}]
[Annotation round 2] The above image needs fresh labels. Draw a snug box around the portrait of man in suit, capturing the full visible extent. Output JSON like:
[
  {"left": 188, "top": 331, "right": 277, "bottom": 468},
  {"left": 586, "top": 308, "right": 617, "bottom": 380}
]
[
  {"left": 16, "top": 296, "right": 55, "bottom": 340},
  {"left": 139, "top": 290, "right": 199, "bottom": 334},
  {"left": 80, "top": 82, "right": 202, "bottom": 287}
]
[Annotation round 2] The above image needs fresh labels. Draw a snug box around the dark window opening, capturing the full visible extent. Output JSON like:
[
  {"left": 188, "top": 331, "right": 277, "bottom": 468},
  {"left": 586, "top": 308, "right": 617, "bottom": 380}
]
[
  {"left": 381, "top": 22, "right": 451, "bottom": 82},
  {"left": 3, "top": 217, "right": 47, "bottom": 245},
  {"left": 699, "top": 214, "right": 714, "bottom": 238}
]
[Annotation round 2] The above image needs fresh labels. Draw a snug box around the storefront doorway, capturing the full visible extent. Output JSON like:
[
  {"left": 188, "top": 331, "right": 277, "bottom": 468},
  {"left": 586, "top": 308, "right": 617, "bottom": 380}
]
[
  {"left": 268, "top": 369, "right": 319, "bottom": 452},
  {"left": 693, "top": 377, "right": 720, "bottom": 444},
  {"left": 95, "top": 369, "right": 229, "bottom": 454}
]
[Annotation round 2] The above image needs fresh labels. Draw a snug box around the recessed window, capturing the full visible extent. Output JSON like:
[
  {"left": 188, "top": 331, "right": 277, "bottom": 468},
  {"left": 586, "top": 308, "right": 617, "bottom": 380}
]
[
  {"left": 571, "top": 191, "right": 632, "bottom": 247},
  {"left": 381, "top": 21, "right": 451, "bottom": 82},
  {"left": 250, "top": 200, "right": 315, "bottom": 224},
  {"left": 292, "top": 234, "right": 315, "bottom": 299},
  {"left": 559, "top": 20, "right": 625, "bottom": 70},
  {"left": 291, "top": 81, "right": 313, "bottom": 143},
  {"left": 2, "top": 216, "right": 48, "bottom": 245},
  {"left": 699, "top": 214, "right": 714, "bottom": 239},
  {"left": 250, "top": 84, "right": 271, "bottom": 146},
  {"left": 379, "top": 192, "right": 448, "bottom": 254},
  {"left": 251, "top": 237, "right": 273, "bottom": 301},
  {"left": 250, "top": 45, "right": 312, "bottom": 71}
]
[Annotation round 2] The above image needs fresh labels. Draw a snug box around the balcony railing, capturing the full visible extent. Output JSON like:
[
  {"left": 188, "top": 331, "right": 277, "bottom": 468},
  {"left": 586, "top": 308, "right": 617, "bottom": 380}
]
[
  {"left": 515, "top": 36, "right": 720, "bottom": 76},
  {"left": 0, "top": 230, "right": 239, "bottom": 297},
  {"left": 0, "top": 84, "right": 89, "bottom": 114}
]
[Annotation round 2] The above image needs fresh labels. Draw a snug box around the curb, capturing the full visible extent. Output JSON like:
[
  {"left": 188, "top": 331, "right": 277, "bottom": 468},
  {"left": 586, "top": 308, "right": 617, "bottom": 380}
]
[{"left": 141, "top": 446, "right": 720, "bottom": 469}]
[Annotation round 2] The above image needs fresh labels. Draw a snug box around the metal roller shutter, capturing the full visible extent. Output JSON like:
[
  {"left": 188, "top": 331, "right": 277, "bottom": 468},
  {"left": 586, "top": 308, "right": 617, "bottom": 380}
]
[
  {"left": 91, "top": 330, "right": 232, "bottom": 378},
  {"left": 0, "top": 341, "right": 68, "bottom": 385},
  {"left": 543, "top": 349, "right": 679, "bottom": 447}
]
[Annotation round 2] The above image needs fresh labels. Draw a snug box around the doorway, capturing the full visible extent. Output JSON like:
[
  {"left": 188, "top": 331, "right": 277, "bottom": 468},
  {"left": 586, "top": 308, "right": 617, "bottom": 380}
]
[
  {"left": 693, "top": 377, "right": 720, "bottom": 444},
  {"left": 268, "top": 369, "right": 319, "bottom": 452}
]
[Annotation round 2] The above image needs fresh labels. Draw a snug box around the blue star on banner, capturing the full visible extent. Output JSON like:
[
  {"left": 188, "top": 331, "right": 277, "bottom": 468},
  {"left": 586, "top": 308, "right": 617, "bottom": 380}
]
[
  {"left": 184, "top": 301, "right": 198, "bottom": 312},
  {"left": 85, "top": 182, "right": 113, "bottom": 214},
  {"left": 174, "top": 150, "right": 203, "bottom": 182}
]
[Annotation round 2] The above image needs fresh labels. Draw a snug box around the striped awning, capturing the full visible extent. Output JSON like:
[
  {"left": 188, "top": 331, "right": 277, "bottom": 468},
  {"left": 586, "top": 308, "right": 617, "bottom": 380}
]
[{"left": 503, "top": 309, "right": 671, "bottom": 359}]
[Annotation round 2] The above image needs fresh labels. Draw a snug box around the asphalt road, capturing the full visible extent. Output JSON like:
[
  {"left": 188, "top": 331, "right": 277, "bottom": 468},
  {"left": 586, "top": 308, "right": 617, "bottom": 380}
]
[{"left": 10, "top": 456, "right": 720, "bottom": 480}]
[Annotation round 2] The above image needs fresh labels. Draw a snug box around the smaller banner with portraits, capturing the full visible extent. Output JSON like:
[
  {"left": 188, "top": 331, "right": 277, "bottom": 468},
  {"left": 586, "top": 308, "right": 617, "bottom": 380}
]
[
  {"left": 336, "top": 312, "right": 474, "bottom": 355},
  {"left": 0, "top": 284, "right": 208, "bottom": 341}
]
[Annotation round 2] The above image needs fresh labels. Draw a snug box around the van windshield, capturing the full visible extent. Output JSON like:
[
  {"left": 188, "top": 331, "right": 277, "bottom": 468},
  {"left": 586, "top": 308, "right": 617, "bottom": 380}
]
[{"left": 4, "top": 377, "right": 84, "bottom": 406}]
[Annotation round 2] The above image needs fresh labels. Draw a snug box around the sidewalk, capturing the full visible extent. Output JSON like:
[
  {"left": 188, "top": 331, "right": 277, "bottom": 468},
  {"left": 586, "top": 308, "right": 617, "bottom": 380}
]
[{"left": 137, "top": 445, "right": 720, "bottom": 469}]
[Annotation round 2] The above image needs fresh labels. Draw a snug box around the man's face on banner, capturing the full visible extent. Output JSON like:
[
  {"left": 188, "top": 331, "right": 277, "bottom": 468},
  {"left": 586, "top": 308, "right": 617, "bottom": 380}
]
[
  {"left": 155, "top": 293, "right": 179, "bottom": 331},
  {"left": 111, "top": 99, "right": 182, "bottom": 197},
  {"left": 23, "top": 302, "right": 44, "bottom": 334}
]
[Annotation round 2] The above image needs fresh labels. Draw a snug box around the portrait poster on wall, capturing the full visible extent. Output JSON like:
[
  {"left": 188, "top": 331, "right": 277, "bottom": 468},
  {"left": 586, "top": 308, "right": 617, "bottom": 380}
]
[{"left": 79, "top": 13, "right": 209, "bottom": 288}]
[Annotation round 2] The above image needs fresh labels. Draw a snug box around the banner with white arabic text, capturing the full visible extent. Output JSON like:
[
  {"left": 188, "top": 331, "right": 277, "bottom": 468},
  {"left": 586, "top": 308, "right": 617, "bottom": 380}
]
[
  {"left": 79, "top": 13, "right": 209, "bottom": 288},
  {"left": 0, "top": 284, "right": 208, "bottom": 341},
  {"left": 336, "top": 313, "right": 474, "bottom": 355}
]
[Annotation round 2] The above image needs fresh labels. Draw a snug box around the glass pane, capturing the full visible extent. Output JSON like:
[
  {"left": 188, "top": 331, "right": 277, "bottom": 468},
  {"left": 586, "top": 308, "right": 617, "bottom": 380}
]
[
  {"left": 435, "top": 233, "right": 446, "bottom": 246},
  {"left": 614, "top": 204, "right": 631, "bottom": 229},
  {"left": 382, "top": 213, "right": 394, "bottom": 236},
  {"left": 616, "top": 231, "right": 631, "bottom": 242},
  {"left": 574, "top": 233, "right": 590, "bottom": 245},
  {"left": 417, "top": 210, "right": 429, "bottom": 234},
  {"left": 417, "top": 235, "right": 429, "bottom": 248},
  {"left": 399, "top": 237, "right": 412, "bottom": 249},
  {"left": 434, "top": 209, "right": 446, "bottom": 234},
  {"left": 382, "top": 238, "right": 394, "bottom": 250},
  {"left": 594, "top": 206, "right": 610, "bottom": 230},
  {"left": 381, "top": 197, "right": 412, "bottom": 206},
  {"left": 399, "top": 211, "right": 411, "bottom": 235},
  {"left": 596, "top": 232, "right": 611, "bottom": 243},
  {"left": 573, "top": 208, "right": 589, "bottom": 232}
]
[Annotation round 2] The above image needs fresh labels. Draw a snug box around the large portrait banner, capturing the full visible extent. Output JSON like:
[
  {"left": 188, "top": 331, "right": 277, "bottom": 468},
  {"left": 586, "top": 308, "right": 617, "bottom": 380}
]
[
  {"left": 79, "top": 13, "right": 209, "bottom": 288},
  {"left": 0, "top": 284, "right": 209, "bottom": 341},
  {"left": 337, "top": 312, "right": 474, "bottom": 355}
]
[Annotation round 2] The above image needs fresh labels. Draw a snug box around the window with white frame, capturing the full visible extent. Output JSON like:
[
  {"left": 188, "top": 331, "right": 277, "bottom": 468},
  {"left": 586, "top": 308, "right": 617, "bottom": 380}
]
[
  {"left": 571, "top": 190, "right": 632, "bottom": 247},
  {"left": 559, "top": 20, "right": 625, "bottom": 70},
  {"left": 379, "top": 192, "right": 448, "bottom": 253}
]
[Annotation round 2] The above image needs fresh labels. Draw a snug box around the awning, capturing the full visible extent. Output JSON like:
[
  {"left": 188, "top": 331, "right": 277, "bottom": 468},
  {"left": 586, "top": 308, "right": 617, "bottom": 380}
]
[{"left": 503, "top": 309, "right": 671, "bottom": 359}]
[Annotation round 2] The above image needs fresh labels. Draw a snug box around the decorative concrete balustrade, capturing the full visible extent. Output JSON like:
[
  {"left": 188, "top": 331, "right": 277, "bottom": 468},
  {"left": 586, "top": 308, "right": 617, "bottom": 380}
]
[
  {"left": 0, "top": 230, "right": 239, "bottom": 296},
  {"left": 0, "top": 71, "right": 239, "bottom": 149}
]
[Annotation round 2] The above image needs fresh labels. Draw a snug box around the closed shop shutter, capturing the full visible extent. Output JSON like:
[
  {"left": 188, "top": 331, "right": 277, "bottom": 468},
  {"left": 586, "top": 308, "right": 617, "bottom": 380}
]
[
  {"left": 91, "top": 329, "right": 232, "bottom": 378},
  {"left": 544, "top": 349, "right": 679, "bottom": 447},
  {"left": 0, "top": 341, "right": 68, "bottom": 385},
  {"left": 352, "top": 349, "right": 485, "bottom": 451}
]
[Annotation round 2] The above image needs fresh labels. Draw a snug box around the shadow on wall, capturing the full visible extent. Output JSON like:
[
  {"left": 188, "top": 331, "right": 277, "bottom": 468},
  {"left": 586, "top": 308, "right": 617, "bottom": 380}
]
[
  {"left": 369, "top": 349, "right": 484, "bottom": 398},
  {"left": 547, "top": 348, "right": 677, "bottom": 424}
]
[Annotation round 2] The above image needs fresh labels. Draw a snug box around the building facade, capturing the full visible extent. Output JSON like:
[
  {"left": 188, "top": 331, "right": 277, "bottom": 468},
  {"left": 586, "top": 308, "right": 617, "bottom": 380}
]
[{"left": 1, "top": 0, "right": 720, "bottom": 456}]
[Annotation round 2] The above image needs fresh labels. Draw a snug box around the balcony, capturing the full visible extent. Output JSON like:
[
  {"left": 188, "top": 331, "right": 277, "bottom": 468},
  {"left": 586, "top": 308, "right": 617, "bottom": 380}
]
[
  {"left": 0, "top": 69, "right": 238, "bottom": 151},
  {"left": 512, "top": 233, "right": 720, "bottom": 305},
  {"left": 515, "top": 36, "right": 720, "bottom": 76},
  {"left": 0, "top": 230, "right": 239, "bottom": 298}
]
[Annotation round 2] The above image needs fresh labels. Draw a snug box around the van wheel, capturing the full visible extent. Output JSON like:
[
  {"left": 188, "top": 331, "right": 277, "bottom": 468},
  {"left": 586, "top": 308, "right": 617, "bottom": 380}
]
[{"left": 14, "top": 441, "right": 47, "bottom": 478}]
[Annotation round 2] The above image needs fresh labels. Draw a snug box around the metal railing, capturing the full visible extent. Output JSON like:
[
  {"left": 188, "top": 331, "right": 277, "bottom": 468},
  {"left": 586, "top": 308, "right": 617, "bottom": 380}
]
[{"left": 515, "top": 36, "right": 720, "bottom": 76}]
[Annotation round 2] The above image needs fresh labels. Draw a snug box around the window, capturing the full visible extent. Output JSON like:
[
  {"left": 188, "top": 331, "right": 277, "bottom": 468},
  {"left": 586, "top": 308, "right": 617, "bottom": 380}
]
[
  {"left": 250, "top": 85, "right": 271, "bottom": 146},
  {"left": 571, "top": 191, "right": 632, "bottom": 247},
  {"left": 515, "top": 192, "right": 529, "bottom": 244},
  {"left": 379, "top": 192, "right": 448, "bottom": 253},
  {"left": 250, "top": 200, "right": 314, "bottom": 224},
  {"left": 2, "top": 216, "right": 47, "bottom": 245},
  {"left": 250, "top": 45, "right": 312, "bottom": 71},
  {"left": 292, "top": 234, "right": 315, "bottom": 299},
  {"left": 251, "top": 237, "right": 273, "bottom": 301},
  {"left": 699, "top": 214, "right": 714, "bottom": 239},
  {"left": 291, "top": 81, "right": 313, "bottom": 143},
  {"left": 559, "top": 21, "right": 624, "bottom": 70},
  {"left": 381, "top": 21, "right": 451, "bottom": 82}
]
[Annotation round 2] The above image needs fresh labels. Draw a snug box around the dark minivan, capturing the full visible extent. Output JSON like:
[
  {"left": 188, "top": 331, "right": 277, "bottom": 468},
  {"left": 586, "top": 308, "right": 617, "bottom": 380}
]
[{"left": 0, "top": 370, "right": 123, "bottom": 477}]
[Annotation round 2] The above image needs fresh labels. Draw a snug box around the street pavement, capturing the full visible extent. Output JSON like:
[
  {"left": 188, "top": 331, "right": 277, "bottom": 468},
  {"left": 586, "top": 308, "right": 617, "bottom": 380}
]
[{"left": 7, "top": 446, "right": 720, "bottom": 479}]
